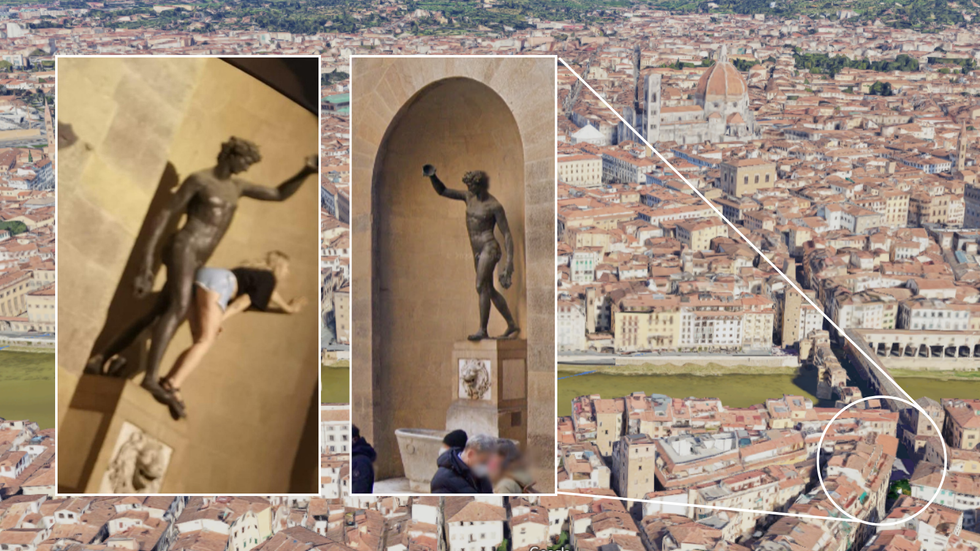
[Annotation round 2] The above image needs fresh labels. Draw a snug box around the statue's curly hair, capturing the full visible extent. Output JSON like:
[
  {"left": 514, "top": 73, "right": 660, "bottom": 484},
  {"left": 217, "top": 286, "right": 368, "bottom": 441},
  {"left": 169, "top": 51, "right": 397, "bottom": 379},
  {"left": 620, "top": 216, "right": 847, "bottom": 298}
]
[
  {"left": 462, "top": 170, "right": 489, "bottom": 190},
  {"left": 218, "top": 136, "right": 262, "bottom": 165}
]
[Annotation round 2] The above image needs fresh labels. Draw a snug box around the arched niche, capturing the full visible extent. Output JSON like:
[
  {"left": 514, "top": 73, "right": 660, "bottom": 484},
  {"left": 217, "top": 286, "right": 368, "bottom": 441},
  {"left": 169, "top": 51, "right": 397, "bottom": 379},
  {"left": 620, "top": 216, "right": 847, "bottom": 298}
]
[
  {"left": 374, "top": 77, "right": 527, "bottom": 479},
  {"left": 373, "top": 77, "right": 527, "bottom": 350}
]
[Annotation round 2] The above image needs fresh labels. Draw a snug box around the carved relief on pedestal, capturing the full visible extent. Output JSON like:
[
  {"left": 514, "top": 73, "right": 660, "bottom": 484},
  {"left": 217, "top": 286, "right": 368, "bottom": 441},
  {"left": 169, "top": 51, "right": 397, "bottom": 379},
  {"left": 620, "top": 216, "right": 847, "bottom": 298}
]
[
  {"left": 100, "top": 422, "right": 172, "bottom": 494},
  {"left": 458, "top": 358, "right": 491, "bottom": 401}
]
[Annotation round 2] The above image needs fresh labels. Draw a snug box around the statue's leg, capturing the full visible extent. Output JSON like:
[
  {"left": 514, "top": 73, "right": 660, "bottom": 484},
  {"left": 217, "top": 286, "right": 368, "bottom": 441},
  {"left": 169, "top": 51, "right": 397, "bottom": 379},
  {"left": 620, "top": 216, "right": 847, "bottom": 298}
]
[
  {"left": 468, "top": 246, "right": 495, "bottom": 341},
  {"left": 85, "top": 294, "right": 167, "bottom": 375},
  {"left": 141, "top": 253, "right": 195, "bottom": 398},
  {"left": 490, "top": 288, "right": 520, "bottom": 338}
]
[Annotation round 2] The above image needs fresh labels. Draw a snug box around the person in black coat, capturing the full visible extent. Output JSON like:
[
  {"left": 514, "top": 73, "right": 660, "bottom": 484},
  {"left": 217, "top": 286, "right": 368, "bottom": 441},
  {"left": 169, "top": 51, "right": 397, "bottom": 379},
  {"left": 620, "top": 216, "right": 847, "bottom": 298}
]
[
  {"left": 430, "top": 433, "right": 496, "bottom": 493},
  {"left": 351, "top": 425, "right": 376, "bottom": 494}
]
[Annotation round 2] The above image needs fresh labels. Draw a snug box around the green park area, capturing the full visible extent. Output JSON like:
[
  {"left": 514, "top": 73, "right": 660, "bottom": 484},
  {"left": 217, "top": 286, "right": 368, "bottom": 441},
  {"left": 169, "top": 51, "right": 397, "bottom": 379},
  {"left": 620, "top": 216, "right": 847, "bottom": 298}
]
[
  {"left": 0, "top": 350, "right": 54, "bottom": 429},
  {"left": 321, "top": 360, "right": 349, "bottom": 404}
]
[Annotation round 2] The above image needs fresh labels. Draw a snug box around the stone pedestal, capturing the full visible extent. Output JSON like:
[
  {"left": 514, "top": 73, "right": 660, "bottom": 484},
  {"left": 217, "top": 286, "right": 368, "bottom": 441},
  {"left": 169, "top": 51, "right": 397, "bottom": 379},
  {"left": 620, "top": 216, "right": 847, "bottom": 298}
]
[
  {"left": 446, "top": 339, "right": 527, "bottom": 448},
  {"left": 58, "top": 374, "right": 187, "bottom": 494}
]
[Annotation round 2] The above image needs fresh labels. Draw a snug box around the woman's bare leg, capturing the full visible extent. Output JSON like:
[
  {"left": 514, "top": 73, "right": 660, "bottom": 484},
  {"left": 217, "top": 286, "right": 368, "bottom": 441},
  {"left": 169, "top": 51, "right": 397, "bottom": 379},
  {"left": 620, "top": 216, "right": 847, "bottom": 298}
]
[{"left": 161, "top": 287, "right": 223, "bottom": 390}]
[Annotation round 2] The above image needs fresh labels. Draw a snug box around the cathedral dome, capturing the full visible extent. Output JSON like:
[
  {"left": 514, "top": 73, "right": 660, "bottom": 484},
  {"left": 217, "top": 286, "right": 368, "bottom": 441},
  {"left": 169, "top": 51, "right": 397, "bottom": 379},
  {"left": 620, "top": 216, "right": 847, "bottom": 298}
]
[{"left": 694, "top": 45, "right": 748, "bottom": 104}]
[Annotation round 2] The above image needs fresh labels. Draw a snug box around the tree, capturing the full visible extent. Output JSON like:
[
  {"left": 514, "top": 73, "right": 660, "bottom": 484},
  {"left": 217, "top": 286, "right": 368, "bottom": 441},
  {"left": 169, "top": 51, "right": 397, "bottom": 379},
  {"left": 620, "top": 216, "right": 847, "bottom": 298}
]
[
  {"left": 0, "top": 221, "right": 28, "bottom": 235},
  {"left": 548, "top": 533, "right": 569, "bottom": 550},
  {"left": 733, "top": 58, "right": 761, "bottom": 71},
  {"left": 869, "top": 81, "right": 893, "bottom": 96},
  {"left": 888, "top": 479, "right": 912, "bottom": 500}
]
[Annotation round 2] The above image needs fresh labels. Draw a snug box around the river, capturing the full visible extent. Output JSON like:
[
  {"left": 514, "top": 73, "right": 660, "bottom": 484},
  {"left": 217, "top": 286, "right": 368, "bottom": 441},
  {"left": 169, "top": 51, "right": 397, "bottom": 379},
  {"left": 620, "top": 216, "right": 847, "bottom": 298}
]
[
  {"left": 321, "top": 363, "right": 350, "bottom": 404},
  {"left": 0, "top": 350, "right": 54, "bottom": 429},
  {"left": 557, "top": 367, "right": 980, "bottom": 417}
]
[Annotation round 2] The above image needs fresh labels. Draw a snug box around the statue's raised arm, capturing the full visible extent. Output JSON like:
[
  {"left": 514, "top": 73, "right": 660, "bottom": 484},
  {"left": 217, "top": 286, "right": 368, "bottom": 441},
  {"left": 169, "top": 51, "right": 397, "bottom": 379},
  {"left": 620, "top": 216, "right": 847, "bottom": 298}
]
[
  {"left": 424, "top": 164, "right": 467, "bottom": 201},
  {"left": 242, "top": 155, "right": 317, "bottom": 201}
]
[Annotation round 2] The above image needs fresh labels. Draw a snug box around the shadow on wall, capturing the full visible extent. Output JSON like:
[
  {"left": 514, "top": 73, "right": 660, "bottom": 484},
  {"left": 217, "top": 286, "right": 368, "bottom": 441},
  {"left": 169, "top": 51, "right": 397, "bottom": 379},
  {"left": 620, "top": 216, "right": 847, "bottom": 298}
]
[
  {"left": 85, "top": 162, "right": 181, "bottom": 379},
  {"left": 289, "top": 384, "right": 321, "bottom": 492}
]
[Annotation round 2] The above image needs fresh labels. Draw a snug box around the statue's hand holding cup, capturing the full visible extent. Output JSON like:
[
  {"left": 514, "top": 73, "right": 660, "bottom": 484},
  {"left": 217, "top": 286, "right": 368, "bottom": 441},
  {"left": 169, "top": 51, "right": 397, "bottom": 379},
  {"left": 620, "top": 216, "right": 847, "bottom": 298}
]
[{"left": 422, "top": 164, "right": 436, "bottom": 177}]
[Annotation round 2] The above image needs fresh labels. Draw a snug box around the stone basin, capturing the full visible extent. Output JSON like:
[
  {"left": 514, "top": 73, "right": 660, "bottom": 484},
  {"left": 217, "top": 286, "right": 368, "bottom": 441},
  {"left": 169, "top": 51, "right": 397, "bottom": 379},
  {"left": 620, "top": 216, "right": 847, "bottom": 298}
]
[{"left": 394, "top": 428, "right": 449, "bottom": 493}]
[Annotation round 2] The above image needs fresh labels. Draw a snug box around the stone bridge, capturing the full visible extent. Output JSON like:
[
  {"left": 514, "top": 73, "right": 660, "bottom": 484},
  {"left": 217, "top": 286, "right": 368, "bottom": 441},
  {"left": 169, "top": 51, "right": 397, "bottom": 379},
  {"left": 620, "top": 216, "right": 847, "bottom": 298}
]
[
  {"left": 843, "top": 329, "right": 919, "bottom": 408},
  {"left": 856, "top": 328, "right": 980, "bottom": 363},
  {"left": 849, "top": 329, "right": 980, "bottom": 367}
]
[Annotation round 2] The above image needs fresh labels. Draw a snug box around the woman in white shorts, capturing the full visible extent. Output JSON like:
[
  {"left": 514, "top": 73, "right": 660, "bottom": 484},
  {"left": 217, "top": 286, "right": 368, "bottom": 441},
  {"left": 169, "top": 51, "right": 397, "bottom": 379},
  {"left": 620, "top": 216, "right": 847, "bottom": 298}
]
[{"left": 157, "top": 250, "right": 307, "bottom": 419}]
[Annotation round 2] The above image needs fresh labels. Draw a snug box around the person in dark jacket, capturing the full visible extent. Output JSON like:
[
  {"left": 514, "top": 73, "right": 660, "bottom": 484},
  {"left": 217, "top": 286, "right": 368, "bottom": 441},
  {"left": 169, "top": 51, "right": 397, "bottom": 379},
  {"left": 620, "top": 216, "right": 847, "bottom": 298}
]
[
  {"left": 430, "top": 433, "right": 496, "bottom": 493},
  {"left": 351, "top": 425, "right": 376, "bottom": 494}
]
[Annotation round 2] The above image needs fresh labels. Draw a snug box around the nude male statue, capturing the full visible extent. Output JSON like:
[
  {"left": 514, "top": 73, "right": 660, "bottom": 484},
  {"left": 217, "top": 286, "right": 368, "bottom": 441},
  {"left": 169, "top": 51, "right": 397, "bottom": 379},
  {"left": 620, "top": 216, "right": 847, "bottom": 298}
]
[
  {"left": 86, "top": 137, "right": 317, "bottom": 410},
  {"left": 425, "top": 164, "right": 520, "bottom": 341}
]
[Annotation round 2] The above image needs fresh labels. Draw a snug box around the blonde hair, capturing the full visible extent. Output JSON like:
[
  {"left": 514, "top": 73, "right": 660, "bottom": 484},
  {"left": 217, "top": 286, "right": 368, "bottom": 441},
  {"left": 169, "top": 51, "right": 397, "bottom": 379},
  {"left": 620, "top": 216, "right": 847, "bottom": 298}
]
[{"left": 241, "top": 250, "right": 290, "bottom": 271}]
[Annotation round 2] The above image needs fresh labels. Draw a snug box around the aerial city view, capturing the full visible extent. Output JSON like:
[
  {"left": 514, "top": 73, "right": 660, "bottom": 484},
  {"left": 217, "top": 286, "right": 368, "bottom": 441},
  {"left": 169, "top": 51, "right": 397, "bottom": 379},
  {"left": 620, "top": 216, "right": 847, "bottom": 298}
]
[
  {"left": 554, "top": 2, "right": 980, "bottom": 551},
  {"left": 0, "top": 0, "right": 978, "bottom": 549}
]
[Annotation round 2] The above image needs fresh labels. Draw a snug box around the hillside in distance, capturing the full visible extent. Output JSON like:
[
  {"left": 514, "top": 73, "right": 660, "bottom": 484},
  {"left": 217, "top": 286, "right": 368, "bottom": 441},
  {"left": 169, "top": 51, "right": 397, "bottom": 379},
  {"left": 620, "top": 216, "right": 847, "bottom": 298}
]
[{"left": 652, "top": 0, "right": 974, "bottom": 31}]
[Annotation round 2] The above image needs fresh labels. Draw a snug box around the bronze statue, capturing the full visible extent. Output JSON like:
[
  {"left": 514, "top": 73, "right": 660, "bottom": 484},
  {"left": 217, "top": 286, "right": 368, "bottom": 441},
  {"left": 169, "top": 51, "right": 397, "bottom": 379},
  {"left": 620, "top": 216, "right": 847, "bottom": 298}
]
[
  {"left": 425, "top": 165, "right": 519, "bottom": 341},
  {"left": 86, "top": 137, "right": 316, "bottom": 414}
]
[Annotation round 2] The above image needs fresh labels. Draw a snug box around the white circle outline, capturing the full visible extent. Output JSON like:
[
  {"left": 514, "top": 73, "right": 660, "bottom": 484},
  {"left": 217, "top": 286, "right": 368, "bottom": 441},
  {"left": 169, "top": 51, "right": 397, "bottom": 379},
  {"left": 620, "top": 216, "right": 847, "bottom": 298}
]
[{"left": 815, "top": 395, "right": 948, "bottom": 527}]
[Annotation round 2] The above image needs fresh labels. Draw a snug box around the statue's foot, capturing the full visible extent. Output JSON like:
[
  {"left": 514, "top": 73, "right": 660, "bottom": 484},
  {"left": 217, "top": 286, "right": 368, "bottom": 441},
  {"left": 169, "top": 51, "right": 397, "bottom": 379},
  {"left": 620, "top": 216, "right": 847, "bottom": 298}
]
[
  {"left": 467, "top": 330, "right": 489, "bottom": 341},
  {"left": 499, "top": 325, "right": 521, "bottom": 340},
  {"left": 143, "top": 379, "right": 186, "bottom": 420},
  {"left": 84, "top": 354, "right": 105, "bottom": 375},
  {"left": 105, "top": 356, "right": 128, "bottom": 377},
  {"left": 141, "top": 379, "right": 169, "bottom": 401},
  {"left": 155, "top": 391, "right": 186, "bottom": 421},
  {"left": 162, "top": 395, "right": 186, "bottom": 421}
]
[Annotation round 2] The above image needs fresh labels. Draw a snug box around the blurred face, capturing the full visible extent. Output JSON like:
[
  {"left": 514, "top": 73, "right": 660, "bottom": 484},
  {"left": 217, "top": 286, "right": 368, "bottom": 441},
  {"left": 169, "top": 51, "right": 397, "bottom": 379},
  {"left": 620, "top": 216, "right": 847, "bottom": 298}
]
[
  {"left": 487, "top": 454, "right": 505, "bottom": 482},
  {"left": 462, "top": 449, "right": 491, "bottom": 475}
]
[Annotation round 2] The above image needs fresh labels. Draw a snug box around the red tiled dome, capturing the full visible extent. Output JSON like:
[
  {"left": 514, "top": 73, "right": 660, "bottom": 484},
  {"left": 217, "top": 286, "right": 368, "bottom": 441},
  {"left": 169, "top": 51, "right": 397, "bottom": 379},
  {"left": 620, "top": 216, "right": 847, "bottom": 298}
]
[{"left": 695, "top": 46, "right": 748, "bottom": 103}]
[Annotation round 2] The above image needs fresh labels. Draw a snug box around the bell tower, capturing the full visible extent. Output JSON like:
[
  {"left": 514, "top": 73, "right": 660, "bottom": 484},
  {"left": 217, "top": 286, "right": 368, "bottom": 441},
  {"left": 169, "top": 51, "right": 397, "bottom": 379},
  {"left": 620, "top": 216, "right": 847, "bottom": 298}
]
[
  {"left": 645, "top": 73, "right": 661, "bottom": 144},
  {"left": 957, "top": 119, "right": 968, "bottom": 173}
]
